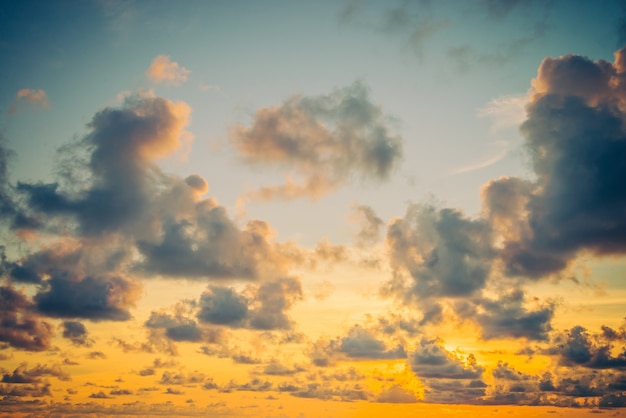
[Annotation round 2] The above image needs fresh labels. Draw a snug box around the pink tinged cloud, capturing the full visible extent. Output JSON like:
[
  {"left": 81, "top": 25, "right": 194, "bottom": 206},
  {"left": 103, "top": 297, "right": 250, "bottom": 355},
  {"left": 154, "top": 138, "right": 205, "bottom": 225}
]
[
  {"left": 145, "top": 55, "right": 190, "bottom": 86},
  {"left": 9, "top": 89, "right": 49, "bottom": 114}
]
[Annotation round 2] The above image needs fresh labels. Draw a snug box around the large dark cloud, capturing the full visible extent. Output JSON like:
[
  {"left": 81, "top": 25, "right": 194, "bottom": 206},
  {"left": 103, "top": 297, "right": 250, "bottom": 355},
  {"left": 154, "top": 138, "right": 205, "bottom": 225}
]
[
  {"left": 485, "top": 48, "right": 626, "bottom": 278},
  {"left": 229, "top": 81, "right": 403, "bottom": 201},
  {"left": 8, "top": 92, "right": 298, "bottom": 283}
]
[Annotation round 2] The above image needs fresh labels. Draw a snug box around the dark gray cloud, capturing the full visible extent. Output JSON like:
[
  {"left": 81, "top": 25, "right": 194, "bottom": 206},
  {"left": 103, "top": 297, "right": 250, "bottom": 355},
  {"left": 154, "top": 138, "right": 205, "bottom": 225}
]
[
  {"left": 61, "top": 320, "right": 91, "bottom": 346},
  {"left": 0, "top": 383, "right": 51, "bottom": 397},
  {"left": 36, "top": 275, "right": 139, "bottom": 321},
  {"left": 197, "top": 286, "right": 248, "bottom": 326},
  {"left": 308, "top": 323, "right": 406, "bottom": 367},
  {"left": 230, "top": 81, "right": 403, "bottom": 201},
  {"left": 555, "top": 325, "right": 626, "bottom": 369},
  {"left": 385, "top": 204, "right": 493, "bottom": 301},
  {"left": 195, "top": 277, "right": 303, "bottom": 331},
  {"left": 470, "top": 291, "right": 554, "bottom": 341},
  {"left": 145, "top": 312, "right": 213, "bottom": 343},
  {"left": 485, "top": 48, "right": 626, "bottom": 278},
  {"left": 338, "top": 325, "right": 406, "bottom": 360},
  {"left": 0, "top": 285, "right": 53, "bottom": 351}
]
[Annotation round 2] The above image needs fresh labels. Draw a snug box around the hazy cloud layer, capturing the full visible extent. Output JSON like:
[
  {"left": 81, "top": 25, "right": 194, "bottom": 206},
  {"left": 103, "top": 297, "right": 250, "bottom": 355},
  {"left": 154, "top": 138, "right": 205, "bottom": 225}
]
[{"left": 230, "top": 81, "right": 402, "bottom": 201}]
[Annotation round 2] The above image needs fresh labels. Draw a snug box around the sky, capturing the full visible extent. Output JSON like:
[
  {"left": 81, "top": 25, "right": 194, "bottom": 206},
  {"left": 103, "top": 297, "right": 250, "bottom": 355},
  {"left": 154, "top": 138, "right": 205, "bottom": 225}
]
[{"left": 1, "top": 0, "right": 626, "bottom": 416}]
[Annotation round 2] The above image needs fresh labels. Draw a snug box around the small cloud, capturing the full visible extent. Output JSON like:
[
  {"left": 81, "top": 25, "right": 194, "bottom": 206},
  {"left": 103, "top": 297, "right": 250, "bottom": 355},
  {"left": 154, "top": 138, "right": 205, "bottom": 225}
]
[
  {"left": 9, "top": 89, "right": 49, "bottom": 114},
  {"left": 146, "top": 55, "right": 190, "bottom": 86}
]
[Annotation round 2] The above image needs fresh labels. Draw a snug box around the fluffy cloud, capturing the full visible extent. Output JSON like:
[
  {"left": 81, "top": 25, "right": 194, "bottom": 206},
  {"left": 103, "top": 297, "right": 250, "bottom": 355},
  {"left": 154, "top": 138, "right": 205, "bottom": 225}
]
[
  {"left": 338, "top": 325, "right": 406, "bottom": 360},
  {"left": 145, "top": 55, "right": 190, "bottom": 85},
  {"left": 230, "top": 81, "right": 403, "bottom": 201},
  {"left": 385, "top": 204, "right": 493, "bottom": 301},
  {"left": 197, "top": 277, "right": 303, "bottom": 331},
  {"left": 5, "top": 92, "right": 305, "bottom": 291},
  {"left": 555, "top": 325, "right": 626, "bottom": 369},
  {"left": 485, "top": 48, "right": 626, "bottom": 278}
]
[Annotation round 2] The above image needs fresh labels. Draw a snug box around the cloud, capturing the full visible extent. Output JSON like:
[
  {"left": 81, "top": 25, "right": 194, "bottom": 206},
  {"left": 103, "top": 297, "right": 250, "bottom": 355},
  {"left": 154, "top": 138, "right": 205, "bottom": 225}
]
[
  {"left": 9, "top": 89, "right": 49, "bottom": 114},
  {"left": 0, "top": 285, "right": 53, "bottom": 351},
  {"left": 230, "top": 81, "right": 403, "bottom": 202},
  {"left": 1, "top": 363, "right": 70, "bottom": 384},
  {"left": 484, "top": 48, "right": 626, "bottom": 278},
  {"left": 410, "top": 338, "right": 483, "bottom": 380},
  {"left": 384, "top": 204, "right": 493, "bottom": 302},
  {"left": 196, "top": 277, "right": 303, "bottom": 331},
  {"left": 338, "top": 325, "right": 405, "bottom": 360},
  {"left": 555, "top": 325, "right": 626, "bottom": 369},
  {"left": 36, "top": 275, "right": 140, "bottom": 321},
  {"left": 146, "top": 55, "right": 190, "bottom": 86},
  {"left": 248, "top": 277, "right": 303, "bottom": 330},
  {"left": 375, "top": 385, "right": 419, "bottom": 403},
  {"left": 197, "top": 286, "right": 249, "bottom": 326},
  {"left": 16, "top": 92, "right": 192, "bottom": 237},
  {"left": 469, "top": 290, "right": 555, "bottom": 341},
  {"left": 145, "top": 310, "right": 218, "bottom": 344},
  {"left": 61, "top": 321, "right": 92, "bottom": 346},
  {"left": 409, "top": 338, "right": 485, "bottom": 404}
]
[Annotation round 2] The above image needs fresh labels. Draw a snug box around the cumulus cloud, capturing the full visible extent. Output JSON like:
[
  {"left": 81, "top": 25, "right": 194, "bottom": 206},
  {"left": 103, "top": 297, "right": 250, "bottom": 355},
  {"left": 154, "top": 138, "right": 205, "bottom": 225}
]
[
  {"left": 384, "top": 204, "right": 493, "bottom": 301},
  {"left": 230, "top": 81, "right": 402, "bottom": 202},
  {"left": 554, "top": 325, "right": 626, "bottom": 369},
  {"left": 484, "top": 47, "right": 626, "bottom": 278},
  {"left": 464, "top": 290, "right": 555, "bottom": 341},
  {"left": 338, "top": 325, "right": 406, "bottom": 360},
  {"left": 146, "top": 55, "right": 190, "bottom": 85},
  {"left": 7, "top": 91, "right": 305, "bottom": 289}
]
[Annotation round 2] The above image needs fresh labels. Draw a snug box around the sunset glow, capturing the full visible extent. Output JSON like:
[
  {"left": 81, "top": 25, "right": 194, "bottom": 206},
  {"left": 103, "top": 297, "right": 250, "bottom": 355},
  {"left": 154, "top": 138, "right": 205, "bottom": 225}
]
[{"left": 1, "top": 1, "right": 626, "bottom": 417}]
